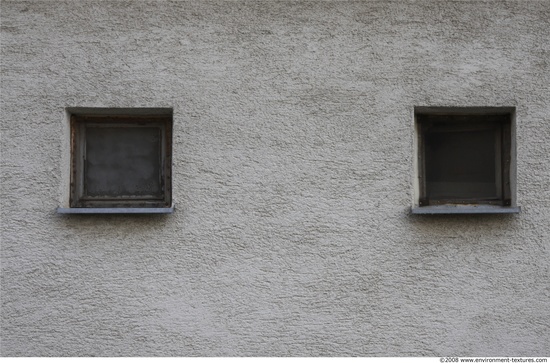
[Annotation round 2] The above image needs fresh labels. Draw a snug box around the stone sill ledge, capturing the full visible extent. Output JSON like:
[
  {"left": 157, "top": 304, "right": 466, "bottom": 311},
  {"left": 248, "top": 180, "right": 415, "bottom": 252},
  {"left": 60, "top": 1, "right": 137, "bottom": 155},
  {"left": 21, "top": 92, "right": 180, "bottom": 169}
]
[
  {"left": 411, "top": 205, "right": 521, "bottom": 215},
  {"left": 57, "top": 207, "right": 174, "bottom": 214}
]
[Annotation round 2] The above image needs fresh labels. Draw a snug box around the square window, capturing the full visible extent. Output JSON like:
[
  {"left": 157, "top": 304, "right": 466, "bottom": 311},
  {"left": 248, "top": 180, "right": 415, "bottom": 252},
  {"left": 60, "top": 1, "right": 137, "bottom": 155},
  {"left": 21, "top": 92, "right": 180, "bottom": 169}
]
[
  {"left": 69, "top": 111, "right": 172, "bottom": 209},
  {"left": 414, "top": 107, "right": 519, "bottom": 214}
]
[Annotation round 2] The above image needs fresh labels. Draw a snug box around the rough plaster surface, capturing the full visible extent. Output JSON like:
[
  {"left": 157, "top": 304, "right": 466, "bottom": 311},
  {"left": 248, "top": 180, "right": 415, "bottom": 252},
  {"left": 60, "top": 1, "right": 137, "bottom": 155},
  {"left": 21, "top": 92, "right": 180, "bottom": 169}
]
[{"left": 1, "top": 0, "right": 549, "bottom": 356}]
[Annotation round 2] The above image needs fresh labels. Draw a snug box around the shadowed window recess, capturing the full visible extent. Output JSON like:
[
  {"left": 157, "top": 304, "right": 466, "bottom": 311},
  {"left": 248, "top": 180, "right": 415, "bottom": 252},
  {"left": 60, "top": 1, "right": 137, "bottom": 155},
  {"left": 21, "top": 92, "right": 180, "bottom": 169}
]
[
  {"left": 69, "top": 112, "right": 172, "bottom": 209},
  {"left": 415, "top": 108, "right": 517, "bottom": 212}
]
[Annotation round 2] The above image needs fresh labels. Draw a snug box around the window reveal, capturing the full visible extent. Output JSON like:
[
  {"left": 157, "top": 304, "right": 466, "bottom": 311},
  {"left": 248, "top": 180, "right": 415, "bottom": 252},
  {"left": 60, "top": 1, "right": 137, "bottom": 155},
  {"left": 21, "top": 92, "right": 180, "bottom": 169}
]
[
  {"left": 70, "top": 114, "right": 172, "bottom": 208},
  {"left": 416, "top": 110, "right": 514, "bottom": 208}
]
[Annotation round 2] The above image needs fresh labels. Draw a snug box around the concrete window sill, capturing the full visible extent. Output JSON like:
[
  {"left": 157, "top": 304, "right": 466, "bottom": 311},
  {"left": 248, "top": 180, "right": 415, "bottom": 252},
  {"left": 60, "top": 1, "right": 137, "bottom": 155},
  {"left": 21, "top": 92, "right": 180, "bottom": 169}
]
[
  {"left": 411, "top": 205, "right": 521, "bottom": 215},
  {"left": 56, "top": 207, "right": 174, "bottom": 214}
]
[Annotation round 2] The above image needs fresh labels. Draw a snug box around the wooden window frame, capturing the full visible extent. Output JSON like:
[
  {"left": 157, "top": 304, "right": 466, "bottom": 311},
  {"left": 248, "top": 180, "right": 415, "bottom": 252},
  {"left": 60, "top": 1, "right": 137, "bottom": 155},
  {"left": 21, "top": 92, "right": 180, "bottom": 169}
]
[
  {"left": 416, "top": 110, "right": 513, "bottom": 208},
  {"left": 70, "top": 114, "right": 172, "bottom": 208}
]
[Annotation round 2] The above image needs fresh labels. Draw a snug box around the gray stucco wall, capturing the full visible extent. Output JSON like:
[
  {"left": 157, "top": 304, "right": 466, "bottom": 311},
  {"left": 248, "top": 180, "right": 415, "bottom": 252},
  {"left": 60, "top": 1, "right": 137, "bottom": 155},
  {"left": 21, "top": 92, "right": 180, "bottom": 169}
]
[{"left": 1, "top": 0, "right": 549, "bottom": 356}]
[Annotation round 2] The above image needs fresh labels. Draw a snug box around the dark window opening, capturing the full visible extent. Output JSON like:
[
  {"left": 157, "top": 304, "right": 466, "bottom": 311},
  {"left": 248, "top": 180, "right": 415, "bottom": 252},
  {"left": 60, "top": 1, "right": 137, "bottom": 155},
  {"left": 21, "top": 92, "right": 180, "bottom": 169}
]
[
  {"left": 417, "top": 110, "right": 513, "bottom": 207},
  {"left": 70, "top": 113, "right": 172, "bottom": 208}
]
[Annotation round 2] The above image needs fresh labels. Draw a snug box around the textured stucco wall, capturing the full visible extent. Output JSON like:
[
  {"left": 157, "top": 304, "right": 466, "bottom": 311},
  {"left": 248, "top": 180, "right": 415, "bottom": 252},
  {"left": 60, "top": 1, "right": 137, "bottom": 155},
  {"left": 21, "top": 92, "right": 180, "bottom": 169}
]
[{"left": 1, "top": 0, "right": 549, "bottom": 356}]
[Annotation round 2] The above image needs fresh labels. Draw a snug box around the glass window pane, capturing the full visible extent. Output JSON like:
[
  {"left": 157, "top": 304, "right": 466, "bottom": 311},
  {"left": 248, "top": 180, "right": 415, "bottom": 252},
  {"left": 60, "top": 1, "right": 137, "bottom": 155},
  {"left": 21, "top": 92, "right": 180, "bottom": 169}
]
[
  {"left": 85, "top": 127, "right": 162, "bottom": 197},
  {"left": 425, "top": 128, "right": 498, "bottom": 199}
]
